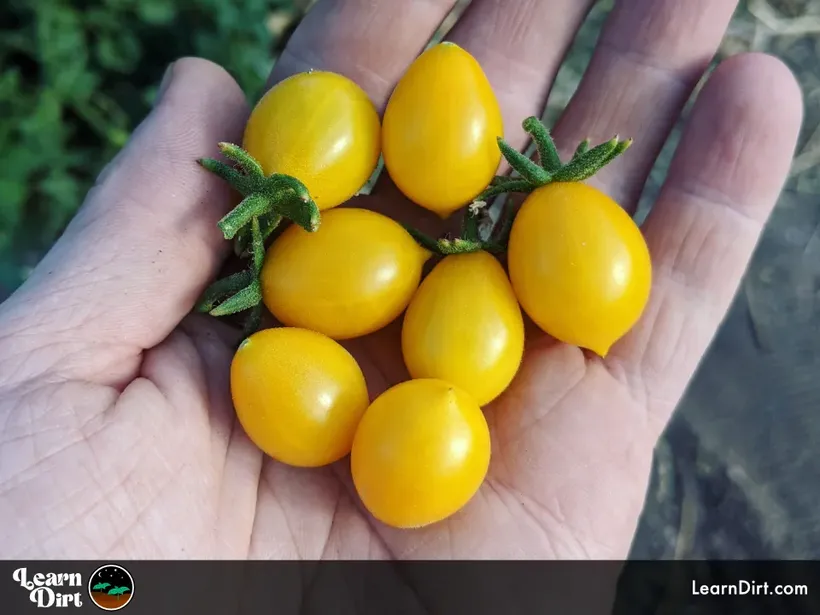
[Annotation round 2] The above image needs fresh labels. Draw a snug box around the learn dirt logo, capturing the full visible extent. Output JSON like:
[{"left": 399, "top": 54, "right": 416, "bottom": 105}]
[
  {"left": 12, "top": 567, "right": 83, "bottom": 608},
  {"left": 87, "top": 565, "right": 134, "bottom": 611}
]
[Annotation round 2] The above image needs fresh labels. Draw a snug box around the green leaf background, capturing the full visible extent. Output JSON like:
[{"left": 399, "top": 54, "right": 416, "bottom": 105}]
[{"left": 0, "top": 0, "right": 303, "bottom": 294}]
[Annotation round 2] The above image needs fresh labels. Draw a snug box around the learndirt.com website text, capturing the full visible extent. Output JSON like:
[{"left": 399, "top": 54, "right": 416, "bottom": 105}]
[{"left": 692, "top": 580, "right": 809, "bottom": 597}]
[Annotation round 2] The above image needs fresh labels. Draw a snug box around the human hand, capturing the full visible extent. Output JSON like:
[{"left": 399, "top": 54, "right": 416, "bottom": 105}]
[{"left": 0, "top": 0, "right": 802, "bottom": 560}]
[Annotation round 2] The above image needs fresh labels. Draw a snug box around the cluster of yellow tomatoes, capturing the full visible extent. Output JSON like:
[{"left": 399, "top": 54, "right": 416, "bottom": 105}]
[{"left": 198, "top": 42, "right": 652, "bottom": 529}]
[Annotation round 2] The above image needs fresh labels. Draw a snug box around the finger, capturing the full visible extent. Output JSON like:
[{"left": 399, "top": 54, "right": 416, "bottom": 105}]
[
  {"left": 606, "top": 53, "right": 803, "bottom": 432},
  {"left": 267, "top": 0, "right": 459, "bottom": 109},
  {"left": 446, "top": 0, "right": 596, "bottom": 150},
  {"left": 0, "top": 58, "right": 248, "bottom": 385},
  {"left": 552, "top": 0, "right": 739, "bottom": 212}
]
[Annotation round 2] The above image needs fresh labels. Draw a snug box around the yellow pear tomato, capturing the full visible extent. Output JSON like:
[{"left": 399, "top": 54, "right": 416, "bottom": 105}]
[
  {"left": 401, "top": 251, "right": 524, "bottom": 406},
  {"left": 351, "top": 379, "right": 491, "bottom": 529},
  {"left": 260, "top": 208, "right": 431, "bottom": 340},
  {"left": 243, "top": 71, "right": 381, "bottom": 211},
  {"left": 381, "top": 42, "right": 503, "bottom": 218},
  {"left": 507, "top": 182, "right": 652, "bottom": 356},
  {"left": 231, "top": 327, "right": 369, "bottom": 467}
]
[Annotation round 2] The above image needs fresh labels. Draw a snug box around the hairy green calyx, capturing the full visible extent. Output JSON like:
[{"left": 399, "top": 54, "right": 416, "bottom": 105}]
[
  {"left": 473, "top": 116, "right": 632, "bottom": 204},
  {"left": 198, "top": 143, "right": 320, "bottom": 240},
  {"left": 195, "top": 143, "right": 321, "bottom": 336},
  {"left": 404, "top": 117, "right": 630, "bottom": 257}
]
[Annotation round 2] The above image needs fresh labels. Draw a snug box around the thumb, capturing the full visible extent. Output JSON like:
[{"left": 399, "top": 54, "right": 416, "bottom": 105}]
[{"left": 0, "top": 58, "right": 248, "bottom": 386}]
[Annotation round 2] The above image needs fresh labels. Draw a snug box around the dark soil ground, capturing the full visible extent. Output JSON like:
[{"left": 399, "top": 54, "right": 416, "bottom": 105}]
[{"left": 90, "top": 591, "right": 132, "bottom": 609}]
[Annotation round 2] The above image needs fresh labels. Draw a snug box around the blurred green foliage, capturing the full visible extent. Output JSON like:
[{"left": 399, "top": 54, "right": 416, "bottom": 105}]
[{"left": 0, "top": 0, "right": 298, "bottom": 293}]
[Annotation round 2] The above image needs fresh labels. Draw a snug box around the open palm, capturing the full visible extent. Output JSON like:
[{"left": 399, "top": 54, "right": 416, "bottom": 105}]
[{"left": 0, "top": 0, "right": 802, "bottom": 560}]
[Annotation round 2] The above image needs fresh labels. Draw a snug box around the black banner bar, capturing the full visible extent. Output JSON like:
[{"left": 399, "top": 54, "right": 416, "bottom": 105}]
[{"left": 1, "top": 560, "right": 817, "bottom": 614}]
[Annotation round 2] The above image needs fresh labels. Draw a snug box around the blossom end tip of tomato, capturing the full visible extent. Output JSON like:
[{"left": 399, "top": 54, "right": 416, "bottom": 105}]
[{"left": 585, "top": 340, "right": 613, "bottom": 359}]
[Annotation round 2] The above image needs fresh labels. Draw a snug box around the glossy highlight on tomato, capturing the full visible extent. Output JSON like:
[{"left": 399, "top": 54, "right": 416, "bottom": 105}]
[
  {"left": 230, "top": 327, "right": 369, "bottom": 467},
  {"left": 243, "top": 71, "right": 381, "bottom": 211},
  {"left": 260, "top": 208, "right": 431, "bottom": 340},
  {"left": 351, "top": 379, "right": 491, "bottom": 529},
  {"left": 402, "top": 251, "right": 524, "bottom": 406},
  {"left": 382, "top": 42, "right": 504, "bottom": 218},
  {"left": 507, "top": 182, "right": 652, "bottom": 356}
]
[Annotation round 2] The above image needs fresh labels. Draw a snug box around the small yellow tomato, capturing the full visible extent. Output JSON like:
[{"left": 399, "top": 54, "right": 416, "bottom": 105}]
[
  {"left": 261, "top": 208, "right": 431, "bottom": 340},
  {"left": 507, "top": 182, "right": 652, "bottom": 356},
  {"left": 382, "top": 42, "right": 503, "bottom": 218},
  {"left": 351, "top": 379, "right": 491, "bottom": 528},
  {"left": 231, "top": 327, "right": 369, "bottom": 467},
  {"left": 243, "top": 71, "right": 381, "bottom": 211},
  {"left": 401, "top": 251, "right": 524, "bottom": 406}
]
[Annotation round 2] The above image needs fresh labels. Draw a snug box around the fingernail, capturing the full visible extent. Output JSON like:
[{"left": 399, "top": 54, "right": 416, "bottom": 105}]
[{"left": 155, "top": 61, "right": 176, "bottom": 106}]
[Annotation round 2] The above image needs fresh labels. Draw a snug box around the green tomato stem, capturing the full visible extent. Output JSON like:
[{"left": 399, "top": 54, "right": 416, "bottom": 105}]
[
  {"left": 198, "top": 215, "right": 268, "bottom": 329},
  {"left": 403, "top": 201, "right": 497, "bottom": 256},
  {"left": 497, "top": 137, "right": 552, "bottom": 185},
  {"left": 270, "top": 184, "right": 320, "bottom": 233},
  {"left": 218, "top": 194, "right": 270, "bottom": 240},
  {"left": 234, "top": 212, "right": 282, "bottom": 258},
  {"left": 209, "top": 279, "right": 262, "bottom": 317},
  {"left": 402, "top": 224, "right": 442, "bottom": 254},
  {"left": 496, "top": 117, "right": 633, "bottom": 189},
  {"left": 475, "top": 178, "right": 533, "bottom": 202},
  {"left": 522, "top": 117, "right": 562, "bottom": 172},
  {"left": 478, "top": 118, "right": 633, "bottom": 203},
  {"left": 199, "top": 144, "right": 320, "bottom": 242},
  {"left": 551, "top": 136, "right": 632, "bottom": 183},
  {"left": 196, "top": 144, "right": 323, "bottom": 330},
  {"left": 458, "top": 118, "right": 634, "bottom": 257},
  {"left": 250, "top": 216, "right": 266, "bottom": 274},
  {"left": 437, "top": 238, "right": 485, "bottom": 255},
  {"left": 573, "top": 138, "right": 591, "bottom": 159},
  {"left": 218, "top": 142, "right": 265, "bottom": 177},
  {"left": 198, "top": 158, "right": 254, "bottom": 194},
  {"left": 196, "top": 269, "right": 254, "bottom": 314}
]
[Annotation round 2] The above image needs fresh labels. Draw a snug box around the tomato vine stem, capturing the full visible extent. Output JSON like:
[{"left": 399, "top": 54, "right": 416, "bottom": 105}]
[
  {"left": 198, "top": 142, "right": 321, "bottom": 240},
  {"left": 196, "top": 142, "right": 323, "bottom": 336},
  {"left": 472, "top": 117, "right": 632, "bottom": 205},
  {"left": 196, "top": 216, "right": 266, "bottom": 334},
  {"left": 196, "top": 270, "right": 253, "bottom": 314},
  {"left": 405, "top": 117, "right": 633, "bottom": 259},
  {"left": 234, "top": 212, "right": 283, "bottom": 258},
  {"left": 403, "top": 199, "right": 507, "bottom": 257}
]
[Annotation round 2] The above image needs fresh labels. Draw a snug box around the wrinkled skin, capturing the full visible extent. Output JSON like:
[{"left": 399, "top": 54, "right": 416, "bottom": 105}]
[{"left": 0, "top": 0, "right": 802, "bottom": 574}]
